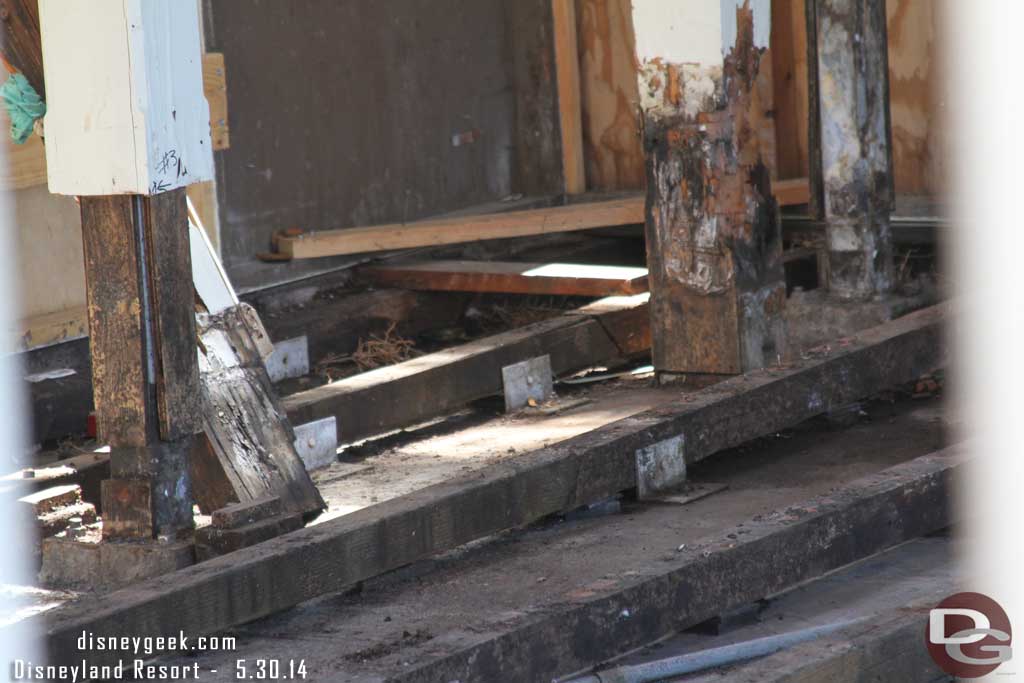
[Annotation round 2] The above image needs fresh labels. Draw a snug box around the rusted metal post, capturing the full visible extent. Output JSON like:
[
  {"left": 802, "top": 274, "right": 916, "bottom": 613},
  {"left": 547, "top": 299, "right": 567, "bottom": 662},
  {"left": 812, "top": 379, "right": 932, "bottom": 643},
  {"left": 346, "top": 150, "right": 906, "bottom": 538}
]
[
  {"left": 631, "top": 0, "right": 785, "bottom": 376},
  {"left": 814, "top": 0, "right": 895, "bottom": 299}
]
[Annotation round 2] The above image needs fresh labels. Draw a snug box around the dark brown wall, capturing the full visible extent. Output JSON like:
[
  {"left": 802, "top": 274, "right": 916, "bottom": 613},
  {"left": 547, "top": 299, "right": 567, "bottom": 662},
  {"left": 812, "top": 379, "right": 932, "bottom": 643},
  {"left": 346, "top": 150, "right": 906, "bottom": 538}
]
[{"left": 204, "top": 1, "right": 563, "bottom": 288}]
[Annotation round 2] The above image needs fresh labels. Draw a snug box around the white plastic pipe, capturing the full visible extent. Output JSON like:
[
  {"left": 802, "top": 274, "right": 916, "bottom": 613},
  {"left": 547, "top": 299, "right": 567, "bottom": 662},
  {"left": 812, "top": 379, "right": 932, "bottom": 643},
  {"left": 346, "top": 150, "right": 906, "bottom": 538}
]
[{"left": 568, "top": 619, "right": 863, "bottom": 683}]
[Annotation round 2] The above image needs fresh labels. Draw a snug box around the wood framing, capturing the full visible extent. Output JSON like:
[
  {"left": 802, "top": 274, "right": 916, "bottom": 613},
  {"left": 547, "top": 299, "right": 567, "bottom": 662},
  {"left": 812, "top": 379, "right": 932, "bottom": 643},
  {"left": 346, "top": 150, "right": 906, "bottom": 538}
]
[
  {"left": 274, "top": 182, "right": 810, "bottom": 260},
  {"left": 202, "top": 52, "right": 230, "bottom": 152},
  {"left": 283, "top": 294, "right": 650, "bottom": 444},
  {"left": 552, "top": 0, "right": 585, "bottom": 194},
  {"left": 42, "top": 304, "right": 946, "bottom": 662},
  {"left": 358, "top": 261, "right": 648, "bottom": 297},
  {"left": 274, "top": 197, "right": 644, "bottom": 259},
  {"left": 80, "top": 190, "right": 198, "bottom": 540}
]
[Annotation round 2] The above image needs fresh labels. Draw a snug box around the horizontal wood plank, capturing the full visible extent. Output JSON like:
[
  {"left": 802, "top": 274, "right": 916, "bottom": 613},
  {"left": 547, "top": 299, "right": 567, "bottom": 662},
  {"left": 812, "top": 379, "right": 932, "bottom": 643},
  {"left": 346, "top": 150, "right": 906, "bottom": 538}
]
[
  {"left": 276, "top": 180, "right": 812, "bottom": 259},
  {"left": 276, "top": 197, "right": 646, "bottom": 259},
  {"left": 283, "top": 294, "right": 650, "bottom": 443},
  {"left": 42, "top": 304, "right": 946, "bottom": 663},
  {"left": 358, "top": 260, "right": 648, "bottom": 296}
]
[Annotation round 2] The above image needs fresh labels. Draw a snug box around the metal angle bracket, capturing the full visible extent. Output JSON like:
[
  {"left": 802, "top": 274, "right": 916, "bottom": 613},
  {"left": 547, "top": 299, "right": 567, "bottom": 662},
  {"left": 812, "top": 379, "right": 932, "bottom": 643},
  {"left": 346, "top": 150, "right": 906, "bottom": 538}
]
[
  {"left": 501, "top": 355, "right": 554, "bottom": 412},
  {"left": 635, "top": 434, "right": 687, "bottom": 499},
  {"left": 293, "top": 416, "right": 338, "bottom": 471}
]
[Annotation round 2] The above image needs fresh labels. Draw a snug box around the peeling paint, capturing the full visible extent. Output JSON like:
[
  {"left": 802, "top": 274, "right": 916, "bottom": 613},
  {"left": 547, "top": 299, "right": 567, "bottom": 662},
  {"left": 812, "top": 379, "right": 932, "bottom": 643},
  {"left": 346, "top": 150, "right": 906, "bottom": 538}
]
[{"left": 636, "top": 1, "right": 784, "bottom": 374}]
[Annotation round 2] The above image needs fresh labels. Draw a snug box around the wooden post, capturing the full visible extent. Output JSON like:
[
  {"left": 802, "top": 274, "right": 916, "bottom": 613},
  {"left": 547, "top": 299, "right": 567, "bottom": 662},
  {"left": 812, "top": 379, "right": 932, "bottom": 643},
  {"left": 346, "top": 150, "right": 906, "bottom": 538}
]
[
  {"left": 39, "top": 0, "right": 214, "bottom": 540},
  {"left": 630, "top": 0, "right": 785, "bottom": 376},
  {"left": 812, "top": 0, "right": 895, "bottom": 299}
]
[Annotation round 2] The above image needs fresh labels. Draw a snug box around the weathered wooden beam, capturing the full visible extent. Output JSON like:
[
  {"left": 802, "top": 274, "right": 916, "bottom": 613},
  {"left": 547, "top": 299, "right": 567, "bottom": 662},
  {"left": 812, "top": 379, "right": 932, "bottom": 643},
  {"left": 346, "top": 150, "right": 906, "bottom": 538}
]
[
  {"left": 283, "top": 294, "right": 650, "bottom": 444},
  {"left": 631, "top": 0, "right": 786, "bottom": 375},
  {"left": 358, "top": 260, "right": 648, "bottom": 297},
  {"left": 196, "top": 306, "right": 325, "bottom": 516},
  {"left": 812, "top": 0, "right": 895, "bottom": 298},
  {"left": 41, "top": 304, "right": 945, "bottom": 663},
  {"left": 43, "top": 3, "right": 215, "bottom": 541},
  {"left": 80, "top": 191, "right": 198, "bottom": 540},
  {"left": 368, "top": 448, "right": 964, "bottom": 682}
]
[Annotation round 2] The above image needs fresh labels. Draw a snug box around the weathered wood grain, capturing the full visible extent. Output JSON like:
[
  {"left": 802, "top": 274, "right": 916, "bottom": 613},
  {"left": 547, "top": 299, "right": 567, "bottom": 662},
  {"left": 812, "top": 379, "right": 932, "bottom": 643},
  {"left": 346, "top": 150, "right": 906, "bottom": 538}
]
[
  {"left": 144, "top": 189, "right": 202, "bottom": 441},
  {"left": 197, "top": 306, "right": 325, "bottom": 517},
  {"left": 391, "top": 447, "right": 964, "bottom": 682},
  {"left": 79, "top": 196, "right": 153, "bottom": 448},
  {"left": 42, "top": 305, "right": 946, "bottom": 663}
]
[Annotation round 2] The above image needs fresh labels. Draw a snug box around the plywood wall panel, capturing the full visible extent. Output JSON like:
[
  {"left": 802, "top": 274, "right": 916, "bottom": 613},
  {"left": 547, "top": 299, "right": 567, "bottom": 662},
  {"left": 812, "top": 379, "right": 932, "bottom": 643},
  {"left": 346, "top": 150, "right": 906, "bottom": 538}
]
[
  {"left": 886, "top": 0, "right": 943, "bottom": 197},
  {"left": 575, "top": 0, "right": 645, "bottom": 191},
  {"left": 771, "top": 0, "right": 811, "bottom": 180}
]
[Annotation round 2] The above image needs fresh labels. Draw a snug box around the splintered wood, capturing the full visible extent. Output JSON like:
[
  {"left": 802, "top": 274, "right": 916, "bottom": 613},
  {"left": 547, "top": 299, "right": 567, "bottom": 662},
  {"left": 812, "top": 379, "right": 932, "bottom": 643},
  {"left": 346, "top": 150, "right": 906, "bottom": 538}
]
[{"left": 196, "top": 305, "right": 324, "bottom": 517}]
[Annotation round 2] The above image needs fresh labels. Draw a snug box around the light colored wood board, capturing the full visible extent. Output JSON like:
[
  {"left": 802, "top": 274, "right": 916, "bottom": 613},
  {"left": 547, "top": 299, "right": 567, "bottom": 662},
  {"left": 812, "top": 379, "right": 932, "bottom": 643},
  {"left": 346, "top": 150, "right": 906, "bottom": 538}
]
[
  {"left": 0, "top": 109, "right": 48, "bottom": 189},
  {"left": 6, "top": 306, "right": 87, "bottom": 353},
  {"left": 186, "top": 179, "right": 221, "bottom": 254},
  {"left": 278, "top": 184, "right": 811, "bottom": 260},
  {"left": 552, "top": 0, "right": 586, "bottom": 194},
  {"left": 575, "top": 0, "right": 645, "bottom": 191},
  {"left": 202, "top": 52, "right": 230, "bottom": 151},
  {"left": 276, "top": 196, "right": 647, "bottom": 259},
  {"left": 773, "top": 177, "right": 810, "bottom": 206},
  {"left": 771, "top": 0, "right": 811, "bottom": 180},
  {"left": 38, "top": 0, "right": 213, "bottom": 195},
  {"left": 359, "top": 260, "right": 649, "bottom": 296}
]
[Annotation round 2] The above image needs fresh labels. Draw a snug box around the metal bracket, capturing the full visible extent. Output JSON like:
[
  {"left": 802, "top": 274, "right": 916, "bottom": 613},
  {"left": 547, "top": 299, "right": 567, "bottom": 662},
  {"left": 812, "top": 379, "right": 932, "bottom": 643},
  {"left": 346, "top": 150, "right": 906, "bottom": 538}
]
[
  {"left": 501, "top": 355, "right": 554, "bottom": 412},
  {"left": 293, "top": 417, "right": 338, "bottom": 471},
  {"left": 635, "top": 434, "right": 687, "bottom": 499},
  {"left": 266, "top": 336, "right": 310, "bottom": 382}
]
